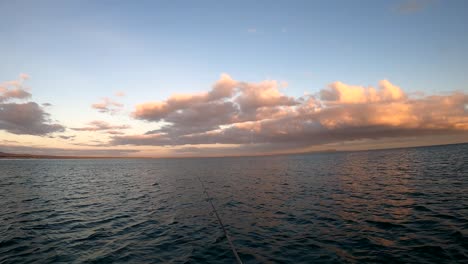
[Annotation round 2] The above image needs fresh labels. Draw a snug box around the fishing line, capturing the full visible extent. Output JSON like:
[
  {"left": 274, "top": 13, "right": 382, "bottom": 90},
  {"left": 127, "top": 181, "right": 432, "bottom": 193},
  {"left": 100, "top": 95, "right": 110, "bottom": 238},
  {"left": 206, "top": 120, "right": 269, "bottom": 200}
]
[{"left": 197, "top": 176, "right": 243, "bottom": 264}]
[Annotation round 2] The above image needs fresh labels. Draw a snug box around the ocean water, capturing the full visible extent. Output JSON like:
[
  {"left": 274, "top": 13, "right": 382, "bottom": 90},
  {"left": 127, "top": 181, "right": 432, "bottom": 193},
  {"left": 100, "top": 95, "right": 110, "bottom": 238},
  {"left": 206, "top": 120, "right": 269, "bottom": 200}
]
[{"left": 1, "top": 144, "right": 467, "bottom": 263}]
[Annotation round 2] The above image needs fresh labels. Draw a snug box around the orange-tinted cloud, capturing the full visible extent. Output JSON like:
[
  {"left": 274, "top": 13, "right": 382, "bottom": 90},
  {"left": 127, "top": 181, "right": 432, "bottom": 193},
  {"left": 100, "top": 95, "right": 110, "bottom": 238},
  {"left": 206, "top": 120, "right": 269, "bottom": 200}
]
[
  {"left": 320, "top": 80, "right": 405, "bottom": 104},
  {"left": 0, "top": 74, "right": 32, "bottom": 102},
  {"left": 71, "top": 120, "right": 130, "bottom": 131},
  {"left": 92, "top": 97, "right": 124, "bottom": 114},
  {"left": 134, "top": 73, "right": 238, "bottom": 121},
  {"left": 134, "top": 74, "right": 296, "bottom": 136},
  {"left": 106, "top": 130, "right": 125, "bottom": 135},
  {"left": 112, "top": 76, "right": 468, "bottom": 152}
]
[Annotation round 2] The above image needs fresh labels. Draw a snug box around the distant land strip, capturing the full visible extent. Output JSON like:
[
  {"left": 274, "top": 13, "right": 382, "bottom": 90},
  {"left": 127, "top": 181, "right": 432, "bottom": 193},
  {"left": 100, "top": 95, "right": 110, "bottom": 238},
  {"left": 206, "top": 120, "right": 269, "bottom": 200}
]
[
  {"left": 0, "top": 152, "right": 124, "bottom": 159},
  {"left": 1, "top": 142, "right": 467, "bottom": 160}
]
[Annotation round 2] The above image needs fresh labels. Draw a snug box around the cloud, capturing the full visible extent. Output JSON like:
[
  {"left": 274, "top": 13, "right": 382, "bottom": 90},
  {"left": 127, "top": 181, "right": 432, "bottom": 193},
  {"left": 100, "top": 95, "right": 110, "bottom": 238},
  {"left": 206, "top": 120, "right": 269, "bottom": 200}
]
[
  {"left": 92, "top": 97, "right": 124, "bottom": 114},
  {"left": 396, "top": 0, "right": 432, "bottom": 13},
  {"left": 19, "top": 73, "right": 30, "bottom": 80},
  {"left": 71, "top": 120, "right": 130, "bottom": 131},
  {"left": 320, "top": 80, "right": 405, "bottom": 104},
  {"left": 134, "top": 73, "right": 238, "bottom": 121},
  {"left": 134, "top": 73, "right": 296, "bottom": 135},
  {"left": 111, "top": 75, "right": 468, "bottom": 153},
  {"left": 137, "top": 75, "right": 297, "bottom": 142},
  {"left": 106, "top": 130, "right": 125, "bottom": 135},
  {"left": 0, "top": 74, "right": 64, "bottom": 136},
  {"left": 0, "top": 102, "right": 65, "bottom": 135},
  {"left": 58, "top": 135, "right": 76, "bottom": 140},
  {"left": 236, "top": 79, "right": 296, "bottom": 114},
  {"left": 0, "top": 88, "right": 31, "bottom": 102},
  {"left": 71, "top": 141, "right": 109, "bottom": 147},
  {"left": 0, "top": 74, "right": 32, "bottom": 102},
  {"left": 115, "top": 91, "right": 126, "bottom": 97},
  {"left": 247, "top": 28, "right": 257, "bottom": 33},
  {"left": 1, "top": 139, "right": 19, "bottom": 144}
]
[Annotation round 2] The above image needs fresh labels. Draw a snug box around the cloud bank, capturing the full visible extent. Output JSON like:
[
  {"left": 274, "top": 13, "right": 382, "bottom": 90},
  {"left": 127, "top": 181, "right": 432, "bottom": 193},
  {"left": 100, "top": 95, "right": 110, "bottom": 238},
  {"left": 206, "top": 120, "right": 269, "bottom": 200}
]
[{"left": 111, "top": 74, "right": 468, "bottom": 153}]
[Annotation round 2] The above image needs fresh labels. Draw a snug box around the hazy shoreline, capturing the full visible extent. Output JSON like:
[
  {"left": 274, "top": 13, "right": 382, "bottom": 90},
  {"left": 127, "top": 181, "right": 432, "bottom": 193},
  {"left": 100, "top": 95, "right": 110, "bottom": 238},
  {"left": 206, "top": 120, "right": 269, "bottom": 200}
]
[{"left": 1, "top": 142, "right": 467, "bottom": 160}]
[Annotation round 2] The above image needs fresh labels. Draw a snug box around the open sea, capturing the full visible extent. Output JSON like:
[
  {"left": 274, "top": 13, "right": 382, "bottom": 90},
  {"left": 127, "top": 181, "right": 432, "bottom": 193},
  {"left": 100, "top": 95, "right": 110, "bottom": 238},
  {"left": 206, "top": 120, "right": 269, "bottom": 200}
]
[{"left": 1, "top": 143, "right": 467, "bottom": 263}]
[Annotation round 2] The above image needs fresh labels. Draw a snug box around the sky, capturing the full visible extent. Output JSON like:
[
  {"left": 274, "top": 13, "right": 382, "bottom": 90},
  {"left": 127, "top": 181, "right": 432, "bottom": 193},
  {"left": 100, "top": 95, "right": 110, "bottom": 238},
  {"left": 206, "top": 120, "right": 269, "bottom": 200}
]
[{"left": 1, "top": 0, "right": 467, "bottom": 157}]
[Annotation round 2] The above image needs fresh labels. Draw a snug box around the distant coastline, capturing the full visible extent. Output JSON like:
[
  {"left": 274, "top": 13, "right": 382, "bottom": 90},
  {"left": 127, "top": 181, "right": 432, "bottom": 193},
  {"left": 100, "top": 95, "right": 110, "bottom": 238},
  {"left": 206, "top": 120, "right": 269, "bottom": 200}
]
[
  {"left": 0, "top": 152, "right": 116, "bottom": 160},
  {"left": 1, "top": 142, "right": 467, "bottom": 160}
]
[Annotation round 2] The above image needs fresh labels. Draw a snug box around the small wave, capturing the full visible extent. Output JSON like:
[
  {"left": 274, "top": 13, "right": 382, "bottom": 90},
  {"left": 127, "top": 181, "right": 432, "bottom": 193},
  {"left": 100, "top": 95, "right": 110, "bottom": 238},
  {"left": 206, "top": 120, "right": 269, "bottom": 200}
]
[{"left": 365, "top": 220, "right": 405, "bottom": 230}]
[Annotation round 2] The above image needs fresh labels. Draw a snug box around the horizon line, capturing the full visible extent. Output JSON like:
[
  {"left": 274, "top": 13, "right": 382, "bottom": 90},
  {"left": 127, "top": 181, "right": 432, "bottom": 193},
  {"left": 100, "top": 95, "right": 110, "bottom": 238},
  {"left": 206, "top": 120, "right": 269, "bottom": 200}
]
[{"left": 1, "top": 141, "right": 466, "bottom": 160}]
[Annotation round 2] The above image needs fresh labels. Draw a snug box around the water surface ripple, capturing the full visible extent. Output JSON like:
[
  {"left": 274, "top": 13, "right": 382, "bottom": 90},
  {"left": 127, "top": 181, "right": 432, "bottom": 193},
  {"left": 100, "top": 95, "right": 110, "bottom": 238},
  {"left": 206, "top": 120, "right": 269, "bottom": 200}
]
[{"left": 1, "top": 144, "right": 467, "bottom": 263}]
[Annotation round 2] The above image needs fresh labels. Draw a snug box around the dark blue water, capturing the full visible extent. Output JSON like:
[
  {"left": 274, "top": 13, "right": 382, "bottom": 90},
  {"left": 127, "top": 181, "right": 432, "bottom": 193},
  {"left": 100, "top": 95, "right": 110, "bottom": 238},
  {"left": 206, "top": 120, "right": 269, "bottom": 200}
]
[{"left": 1, "top": 144, "right": 467, "bottom": 263}]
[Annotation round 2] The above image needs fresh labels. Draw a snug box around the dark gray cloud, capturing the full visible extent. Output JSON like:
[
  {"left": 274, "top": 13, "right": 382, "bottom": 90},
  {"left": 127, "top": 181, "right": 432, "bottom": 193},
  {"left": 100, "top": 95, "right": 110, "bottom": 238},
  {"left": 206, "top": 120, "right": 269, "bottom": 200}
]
[
  {"left": 0, "top": 75, "right": 64, "bottom": 136},
  {"left": 0, "top": 102, "right": 65, "bottom": 135},
  {"left": 58, "top": 135, "right": 76, "bottom": 140}
]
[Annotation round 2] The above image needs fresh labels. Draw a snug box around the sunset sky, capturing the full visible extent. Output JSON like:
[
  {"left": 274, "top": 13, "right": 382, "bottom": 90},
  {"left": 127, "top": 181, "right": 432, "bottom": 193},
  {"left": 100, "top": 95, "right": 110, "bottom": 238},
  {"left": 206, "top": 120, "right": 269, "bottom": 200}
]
[{"left": 1, "top": 0, "right": 467, "bottom": 157}]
